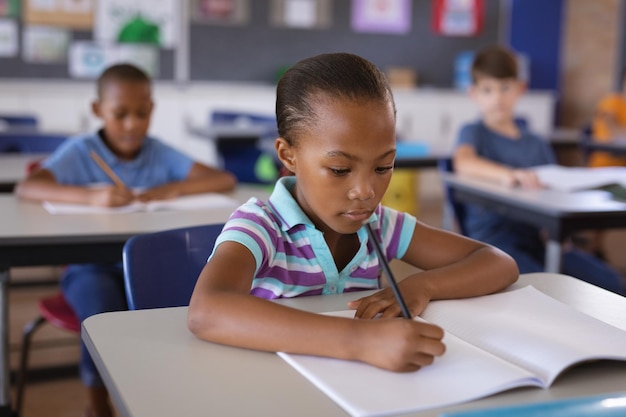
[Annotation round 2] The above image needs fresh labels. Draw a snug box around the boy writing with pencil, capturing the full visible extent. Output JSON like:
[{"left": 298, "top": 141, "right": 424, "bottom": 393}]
[
  {"left": 453, "top": 45, "right": 625, "bottom": 295},
  {"left": 15, "top": 63, "right": 236, "bottom": 417}
]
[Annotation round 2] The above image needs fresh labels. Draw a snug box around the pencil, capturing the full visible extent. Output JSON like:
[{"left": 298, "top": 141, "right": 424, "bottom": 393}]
[
  {"left": 365, "top": 222, "right": 412, "bottom": 319},
  {"left": 89, "top": 150, "right": 127, "bottom": 189}
]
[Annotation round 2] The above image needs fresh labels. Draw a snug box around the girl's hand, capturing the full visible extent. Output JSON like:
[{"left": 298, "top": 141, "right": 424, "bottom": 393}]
[
  {"left": 355, "top": 318, "right": 445, "bottom": 372},
  {"left": 89, "top": 186, "right": 135, "bottom": 207},
  {"left": 349, "top": 281, "right": 431, "bottom": 319}
]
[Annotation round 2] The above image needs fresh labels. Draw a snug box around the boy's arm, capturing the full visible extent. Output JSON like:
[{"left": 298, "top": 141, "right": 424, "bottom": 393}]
[
  {"left": 14, "top": 168, "right": 134, "bottom": 207},
  {"left": 454, "top": 144, "right": 541, "bottom": 188},
  {"left": 136, "top": 162, "right": 237, "bottom": 201}
]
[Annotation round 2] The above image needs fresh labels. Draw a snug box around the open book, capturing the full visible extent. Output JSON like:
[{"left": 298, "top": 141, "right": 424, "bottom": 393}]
[
  {"left": 278, "top": 286, "right": 626, "bottom": 417},
  {"left": 533, "top": 164, "right": 626, "bottom": 193},
  {"left": 43, "top": 193, "right": 239, "bottom": 214}
]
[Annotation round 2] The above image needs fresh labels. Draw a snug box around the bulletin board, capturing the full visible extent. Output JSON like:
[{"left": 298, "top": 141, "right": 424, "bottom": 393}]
[
  {"left": 0, "top": 0, "right": 501, "bottom": 87},
  {"left": 189, "top": 0, "right": 502, "bottom": 86}
]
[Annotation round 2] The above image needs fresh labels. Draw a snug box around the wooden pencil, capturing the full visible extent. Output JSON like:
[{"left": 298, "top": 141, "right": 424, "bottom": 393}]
[{"left": 89, "top": 150, "right": 127, "bottom": 189}]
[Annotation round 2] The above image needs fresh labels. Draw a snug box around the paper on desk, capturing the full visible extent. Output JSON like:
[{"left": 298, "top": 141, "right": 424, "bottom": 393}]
[
  {"left": 43, "top": 193, "right": 239, "bottom": 214},
  {"left": 533, "top": 164, "right": 626, "bottom": 192}
]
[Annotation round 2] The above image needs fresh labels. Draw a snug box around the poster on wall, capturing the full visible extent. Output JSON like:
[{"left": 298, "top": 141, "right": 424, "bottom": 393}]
[
  {"left": 270, "top": 0, "right": 332, "bottom": 29},
  {"left": 432, "top": 0, "right": 483, "bottom": 37},
  {"left": 23, "top": 25, "right": 71, "bottom": 63},
  {"left": 95, "top": 0, "right": 179, "bottom": 49},
  {"left": 0, "top": 0, "right": 20, "bottom": 17},
  {"left": 69, "top": 41, "right": 158, "bottom": 78},
  {"left": 0, "top": 18, "right": 17, "bottom": 56},
  {"left": 351, "top": 0, "right": 411, "bottom": 35},
  {"left": 23, "top": 0, "right": 94, "bottom": 29},
  {"left": 190, "top": 0, "right": 250, "bottom": 25}
]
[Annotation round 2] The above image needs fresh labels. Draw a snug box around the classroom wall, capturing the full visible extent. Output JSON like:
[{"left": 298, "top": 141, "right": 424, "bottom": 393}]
[
  {"left": 0, "top": 1, "right": 503, "bottom": 86},
  {"left": 559, "top": 0, "right": 622, "bottom": 128}
]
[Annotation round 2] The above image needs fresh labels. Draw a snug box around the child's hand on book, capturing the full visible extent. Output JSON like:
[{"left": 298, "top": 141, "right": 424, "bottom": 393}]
[
  {"left": 355, "top": 319, "right": 445, "bottom": 372},
  {"left": 88, "top": 185, "right": 135, "bottom": 207},
  {"left": 504, "top": 169, "right": 543, "bottom": 189},
  {"left": 349, "top": 284, "right": 431, "bottom": 319},
  {"left": 136, "top": 183, "right": 181, "bottom": 202}
]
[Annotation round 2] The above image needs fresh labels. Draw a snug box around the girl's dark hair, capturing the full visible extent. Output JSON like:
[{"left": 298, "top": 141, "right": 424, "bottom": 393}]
[
  {"left": 97, "top": 63, "right": 151, "bottom": 98},
  {"left": 276, "top": 53, "right": 395, "bottom": 145}
]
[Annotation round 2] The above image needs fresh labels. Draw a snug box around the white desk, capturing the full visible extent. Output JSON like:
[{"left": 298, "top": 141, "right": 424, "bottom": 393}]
[
  {"left": 0, "top": 154, "right": 47, "bottom": 192},
  {"left": 0, "top": 186, "right": 268, "bottom": 416},
  {"left": 442, "top": 173, "right": 626, "bottom": 272},
  {"left": 82, "top": 273, "right": 626, "bottom": 417}
]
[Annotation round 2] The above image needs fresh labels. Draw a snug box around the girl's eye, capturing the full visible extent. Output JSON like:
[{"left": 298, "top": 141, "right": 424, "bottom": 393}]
[
  {"left": 329, "top": 168, "right": 350, "bottom": 176},
  {"left": 376, "top": 166, "right": 393, "bottom": 174}
]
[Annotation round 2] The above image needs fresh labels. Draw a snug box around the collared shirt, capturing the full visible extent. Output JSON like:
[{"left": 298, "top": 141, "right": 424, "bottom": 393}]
[
  {"left": 213, "top": 176, "right": 416, "bottom": 299},
  {"left": 42, "top": 130, "right": 194, "bottom": 187}
]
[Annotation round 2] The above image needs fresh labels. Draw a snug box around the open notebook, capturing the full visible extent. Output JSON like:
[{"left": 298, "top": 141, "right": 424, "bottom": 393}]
[
  {"left": 533, "top": 164, "right": 626, "bottom": 194},
  {"left": 43, "top": 193, "right": 239, "bottom": 214},
  {"left": 278, "top": 286, "right": 626, "bottom": 417}
]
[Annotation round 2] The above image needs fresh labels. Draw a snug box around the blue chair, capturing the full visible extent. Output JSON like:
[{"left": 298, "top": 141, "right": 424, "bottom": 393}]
[
  {"left": 438, "top": 157, "right": 468, "bottom": 236},
  {"left": 210, "top": 110, "right": 276, "bottom": 128},
  {"left": 0, "top": 131, "right": 67, "bottom": 153},
  {"left": 209, "top": 110, "right": 279, "bottom": 184},
  {"left": 122, "top": 223, "right": 224, "bottom": 310},
  {"left": 580, "top": 123, "right": 594, "bottom": 164},
  {"left": 0, "top": 114, "right": 38, "bottom": 128}
]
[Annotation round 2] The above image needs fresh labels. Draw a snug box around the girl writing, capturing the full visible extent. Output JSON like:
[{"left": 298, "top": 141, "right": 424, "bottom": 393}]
[{"left": 188, "top": 53, "right": 518, "bottom": 372}]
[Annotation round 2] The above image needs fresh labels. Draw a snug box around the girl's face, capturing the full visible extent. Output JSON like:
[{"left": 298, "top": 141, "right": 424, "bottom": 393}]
[{"left": 276, "top": 97, "right": 396, "bottom": 237}]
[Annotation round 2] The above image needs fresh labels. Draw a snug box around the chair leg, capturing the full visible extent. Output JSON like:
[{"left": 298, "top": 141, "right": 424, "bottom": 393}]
[{"left": 15, "top": 315, "right": 46, "bottom": 416}]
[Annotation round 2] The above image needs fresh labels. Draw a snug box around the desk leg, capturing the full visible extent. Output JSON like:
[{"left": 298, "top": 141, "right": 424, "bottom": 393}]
[
  {"left": 544, "top": 240, "right": 562, "bottom": 273},
  {"left": 0, "top": 268, "right": 13, "bottom": 417}
]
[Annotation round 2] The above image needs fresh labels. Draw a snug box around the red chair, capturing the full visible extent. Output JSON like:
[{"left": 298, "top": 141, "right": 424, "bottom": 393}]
[{"left": 15, "top": 293, "right": 80, "bottom": 414}]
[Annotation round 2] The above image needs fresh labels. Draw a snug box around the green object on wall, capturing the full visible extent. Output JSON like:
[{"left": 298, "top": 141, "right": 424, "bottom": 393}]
[{"left": 117, "top": 15, "right": 160, "bottom": 45}]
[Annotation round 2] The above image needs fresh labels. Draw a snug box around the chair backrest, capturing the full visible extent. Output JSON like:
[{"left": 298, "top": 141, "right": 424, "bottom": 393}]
[
  {"left": 437, "top": 157, "right": 468, "bottom": 236},
  {"left": 0, "top": 114, "right": 38, "bottom": 129},
  {"left": 580, "top": 122, "right": 594, "bottom": 164},
  {"left": 0, "top": 132, "right": 67, "bottom": 153},
  {"left": 122, "top": 223, "right": 224, "bottom": 310}
]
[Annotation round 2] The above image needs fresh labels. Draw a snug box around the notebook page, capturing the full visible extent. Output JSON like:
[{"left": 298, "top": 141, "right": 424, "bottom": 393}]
[
  {"left": 144, "top": 193, "right": 239, "bottom": 211},
  {"left": 43, "top": 193, "right": 239, "bottom": 214},
  {"left": 533, "top": 165, "right": 626, "bottom": 192},
  {"left": 421, "top": 286, "right": 626, "bottom": 386},
  {"left": 43, "top": 200, "right": 144, "bottom": 214},
  {"left": 278, "top": 311, "right": 541, "bottom": 417}
]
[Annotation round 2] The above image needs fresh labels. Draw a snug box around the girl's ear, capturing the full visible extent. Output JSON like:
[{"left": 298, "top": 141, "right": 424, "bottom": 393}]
[{"left": 275, "top": 137, "right": 297, "bottom": 173}]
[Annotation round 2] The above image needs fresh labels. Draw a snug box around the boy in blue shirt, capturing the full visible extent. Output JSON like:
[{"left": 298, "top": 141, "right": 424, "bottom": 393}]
[
  {"left": 453, "top": 45, "right": 624, "bottom": 295},
  {"left": 15, "top": 63, "right": 236, "bottom": 417}
]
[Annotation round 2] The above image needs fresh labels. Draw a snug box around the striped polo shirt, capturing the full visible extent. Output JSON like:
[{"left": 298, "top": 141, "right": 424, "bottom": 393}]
[{"left": 212, "top": 176, "right": 417, "bottom": 299}]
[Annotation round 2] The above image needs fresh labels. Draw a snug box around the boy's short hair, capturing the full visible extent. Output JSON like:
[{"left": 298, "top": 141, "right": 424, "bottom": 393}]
[
  {"left": 471, "top": 45, "right": 518, "bottom": 83},
  {"left": 97, "top": 63, "right": 151, "bottom": 98}
]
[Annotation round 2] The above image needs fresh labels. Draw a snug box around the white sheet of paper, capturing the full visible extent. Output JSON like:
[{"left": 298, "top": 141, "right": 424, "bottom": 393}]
[
  {"left": 278, "top": 286, "right": 626, "bottom": 417},
  {"left": 533, "top": 164, "right": 626, "bottom": 192},
  {"left": 43, "top": 193, "right": 239, "bottom": 214}
]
